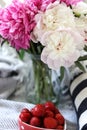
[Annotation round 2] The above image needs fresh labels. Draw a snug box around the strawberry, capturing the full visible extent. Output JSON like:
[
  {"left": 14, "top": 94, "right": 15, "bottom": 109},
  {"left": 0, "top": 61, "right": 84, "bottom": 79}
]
[
  {"left": 54, "top": 107, "right": 60, "bottom": 114},
  {"left": 19, "top": 108, "right": 32, "bottom": 123},
  {"left": 45, "top": 110, "right": 54, "bottom": 117},
  {"left": 56, "top": 125, "right": 64, "bottom": 130},
  {"left": 44, "top": 101, "right": 55, "bottom": 112},
  {"left": 30, "top": 117, "right": 41, "bottom": 127},
  {"left": 19, "top": 112, "right": 31, "bottom": 123},
  {"left": 44, "top": 117, "right": 58, "bottom": 129},
  {"left": 55, "top": 113, "right": 65, "bottom": 125},
  {"left": 21, "top": 108, "right": 30, "bottom": 113},
  {"left": 19, "top": 102, "right": 65, "bottom": 130},
  {"left": 31, "top": 104, "right": 45, "bottom": 117}
]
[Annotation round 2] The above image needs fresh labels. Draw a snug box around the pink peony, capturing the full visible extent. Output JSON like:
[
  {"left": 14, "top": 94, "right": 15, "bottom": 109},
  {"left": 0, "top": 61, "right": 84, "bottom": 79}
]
[
  {"left": 26, "top": 0, "right": 56, "bottom": 12},
  {"left": 60, "top": 0, "right": 83, "bottom": 6},
  {"left": 0, "top": 0, "right": 36, "bottom": 50}
]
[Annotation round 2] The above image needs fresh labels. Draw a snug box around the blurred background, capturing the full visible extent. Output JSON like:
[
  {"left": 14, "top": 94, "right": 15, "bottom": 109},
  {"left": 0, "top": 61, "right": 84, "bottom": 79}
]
[{"left": 0, "top": 0, "right": 31, "bottom": 102}]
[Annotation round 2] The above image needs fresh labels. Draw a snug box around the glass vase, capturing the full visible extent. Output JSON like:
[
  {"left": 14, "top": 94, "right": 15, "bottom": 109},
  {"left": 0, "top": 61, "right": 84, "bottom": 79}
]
[{"left": 25, "top": 54, "right": 60, "bottom": 104}]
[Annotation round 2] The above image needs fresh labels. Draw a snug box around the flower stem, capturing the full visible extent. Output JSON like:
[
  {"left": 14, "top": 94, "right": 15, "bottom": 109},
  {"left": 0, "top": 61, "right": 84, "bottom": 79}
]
[{"left": 30, "top": 54, "right": 57, "bottom": 104}]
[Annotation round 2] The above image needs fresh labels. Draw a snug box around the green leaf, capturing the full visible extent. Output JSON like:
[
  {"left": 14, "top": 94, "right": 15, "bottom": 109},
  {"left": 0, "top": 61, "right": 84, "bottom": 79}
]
[
  {"left": 84, "top": 45, "right": 87, "bottom": 52},
  {"left": 78, "top": 55, "right": 87, "bottom": 61},
  {"left": 59, "top": 66, "right": 65, "bottom": 82},
  {"left": 18, "top": 49, "right": 25, "bottom": 60},
  {"left": 1, "top": 40, "right": 5, "bottom": 46},
  {"left": 75, "top": 61, "right": 86, "bottom": 72},
  {"left": 73, "top": 12, "right": 81, "bottom": 17}
]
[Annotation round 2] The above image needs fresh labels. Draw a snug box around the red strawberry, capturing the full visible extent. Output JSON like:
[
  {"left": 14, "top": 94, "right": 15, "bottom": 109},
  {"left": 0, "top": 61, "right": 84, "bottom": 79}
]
[
  {"left": 21, "top": 108, "right": 30, "bottom": 113},
  {"left": 19, "top": 112, "right": 31, "bottom": 123},
  {"left": 44, "top": 117, "right": 58, "bottom": 129},
  {"left": 44, "top": 101, "right": 55, "bottom": 112},
  {"left": 56, "top": 125, "right": 64, "bottom": 130},
  {"left": 31, "top": 104, "right": 45, "bottom": 117},
  {"left": 30, "top": 117, "right": 41, "bottom": 127},
  {"left": 45, "top": 110, "right": 54, "bottom": 117},
  {"left": 19, "top": 108, "right": 32, "bottom": 123},
  {"left": 54, "top": 107, "right": 60, "bottom": 114},
  {"left": 55, "top": 113, "right": 65, "bottom": 125}
]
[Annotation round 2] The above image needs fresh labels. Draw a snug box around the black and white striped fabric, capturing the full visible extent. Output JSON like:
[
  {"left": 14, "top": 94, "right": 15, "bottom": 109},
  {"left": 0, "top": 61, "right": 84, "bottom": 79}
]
[{"left": 70, "top": 73, "right": 87, "bottom": 130}]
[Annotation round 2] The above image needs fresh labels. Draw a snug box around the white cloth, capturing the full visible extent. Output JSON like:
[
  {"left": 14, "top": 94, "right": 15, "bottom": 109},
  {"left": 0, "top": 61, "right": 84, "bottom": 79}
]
[
  {"left": 0, "top": 99, "right": 34, "bottom": 130},
  {"left": 0, "top": 44, "right": 28, "bottom": 99}
]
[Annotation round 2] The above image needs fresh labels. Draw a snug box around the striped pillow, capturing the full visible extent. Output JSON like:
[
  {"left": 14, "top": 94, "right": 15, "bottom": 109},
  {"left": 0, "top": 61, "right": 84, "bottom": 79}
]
[{"left": 70, "top": 73, "right": 87, "bottom": 130}]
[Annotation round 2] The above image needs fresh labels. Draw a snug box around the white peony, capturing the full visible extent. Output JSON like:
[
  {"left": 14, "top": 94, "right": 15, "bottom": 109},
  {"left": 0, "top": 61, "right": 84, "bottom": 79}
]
[
  {"left": 72, "top": 1, "right": 87, "bottom": 15},
  {"left": 41, "top": 29, "right": 84, "bottom": 70},
  {"left": 42, "top": 4, "right": 75, "bottom": 30},
  {"left": 31, "top": 1, "right": 86, "bottom": 70},
  {"left": 73, "top": 1, "right": 87, "bottom": 43},
  {"left": 75, "top": 17, "right": 87, "bottom": 42},
  {"left": 32, "top": 2, "right": 75, "bottom": 42}
]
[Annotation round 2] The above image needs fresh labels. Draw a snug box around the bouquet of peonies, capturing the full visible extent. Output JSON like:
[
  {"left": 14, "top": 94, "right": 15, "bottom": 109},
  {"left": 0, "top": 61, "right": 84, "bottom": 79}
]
[{"left": 0, "top": 0, "right": 87, "bottom": 76}]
